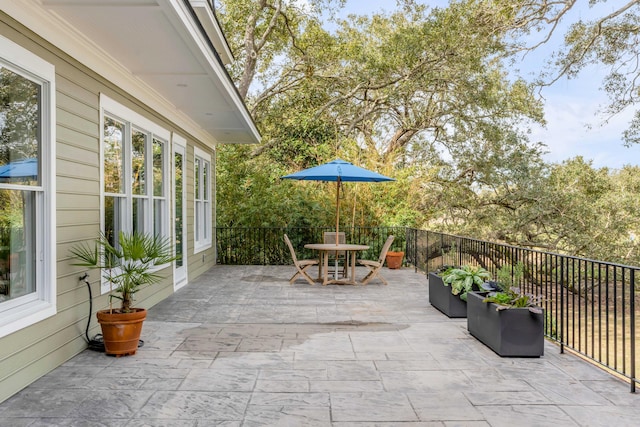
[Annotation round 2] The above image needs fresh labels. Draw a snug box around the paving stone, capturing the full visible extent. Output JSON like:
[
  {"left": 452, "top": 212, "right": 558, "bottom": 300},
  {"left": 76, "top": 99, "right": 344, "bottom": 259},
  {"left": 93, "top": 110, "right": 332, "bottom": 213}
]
[
  {"left": 180, "top": 368, "right": 259, "bottom": 392},
  {"left": 380, "top": 370, "right": 471, "bottom": 392},
  {"left": 477, "top": 405, "right": 579, "bottom": 427},
  {"left": 333, "top": 423, "right": 442, "bottom": 427},
  {"left": 125, "top": 420, "right": 197, "bottom": 427},
  {"left": 560, "top": 405, "right": 640, "bottom": 427},
  {"left": 310, "top": 380, "right": 385, "bottom": 392},
  {"left": 249, "top": 392, "right": 330, "bottom": 406},
  {"left": 1, "top": 265, "right": 639, "bottom": 426},
  {"left": 72, "top": 389, "right": 155, "bottom": 419},
  {"left": 254, "top": 379, "right": 310, "bottom": 393},
  {"left": 330, "top": 392, "right": 418, "bottom": 422},
  {"left": 0, "top": 389, "right": 90, "bottom": 418},
  {"left": 134, "top": 391, "right": 250, "bottom": 420},
  {"left": 243, "top": 405, "right": 331, "bottom": 426},
  {"left": 258, "top": 368, "right": 327, "bottom": 381},
  {"left": 326, "top": 360, "right": 380, "bottom": 381},
  {"left": 0, "top": 419, "right": 63, "bottom": 427},
  {"left": 464, "top": 391, "right": 551, "bottom": 405},
  {"left": 408, "top": 392, "right": 484, "bottom": 422}
]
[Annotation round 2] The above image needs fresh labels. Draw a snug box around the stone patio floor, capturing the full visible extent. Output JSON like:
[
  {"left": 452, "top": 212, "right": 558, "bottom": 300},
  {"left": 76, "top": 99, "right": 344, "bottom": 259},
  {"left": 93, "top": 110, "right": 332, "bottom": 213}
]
[{"left": 0, "top": 265, "right": 639, "bottom": 426}]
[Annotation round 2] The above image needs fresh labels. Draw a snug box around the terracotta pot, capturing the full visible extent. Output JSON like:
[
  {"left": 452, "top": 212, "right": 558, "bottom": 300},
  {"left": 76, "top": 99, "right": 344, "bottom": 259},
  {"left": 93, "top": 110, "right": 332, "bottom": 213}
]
[
  {"left": 96, "top": 308, "right": 147, "bottom": 356},
  {"left": 385, "top": 251, "right": 404, "bottom": 269}
]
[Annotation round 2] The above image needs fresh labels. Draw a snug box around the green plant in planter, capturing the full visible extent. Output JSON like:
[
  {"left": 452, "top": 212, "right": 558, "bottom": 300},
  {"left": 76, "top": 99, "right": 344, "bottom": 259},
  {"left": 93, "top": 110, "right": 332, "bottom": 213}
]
[
  {"left": 433, "top": 264, "right": 456, "bottom": 275},
  {"left": 441, "top": 265, "right": 491, "bottom": 301},
  {"left": 71, "top": 231, "right": 176, "bottom": 313},
  {"left": 480, "top": 262, "right": 543, "bottom": 313}
]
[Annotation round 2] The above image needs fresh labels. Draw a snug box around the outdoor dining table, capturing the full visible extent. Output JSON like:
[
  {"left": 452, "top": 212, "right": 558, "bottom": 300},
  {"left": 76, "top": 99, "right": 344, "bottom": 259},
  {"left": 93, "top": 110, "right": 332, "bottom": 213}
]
[{"left": 304, "top": 243, "right": 370, "bottom": 285}]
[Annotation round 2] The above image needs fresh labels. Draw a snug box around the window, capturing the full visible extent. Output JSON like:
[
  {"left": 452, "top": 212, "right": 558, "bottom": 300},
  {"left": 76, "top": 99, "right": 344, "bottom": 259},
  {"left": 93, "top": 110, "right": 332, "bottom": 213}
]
[
  {"left": 194, "top": 147, "right": 211, "bottom": 252},
  {"left": 0, "top": 35, "right": 56, "bottom": 338},
  {"left": 101, "top": 95, "right": 169, "bottom": 273}
]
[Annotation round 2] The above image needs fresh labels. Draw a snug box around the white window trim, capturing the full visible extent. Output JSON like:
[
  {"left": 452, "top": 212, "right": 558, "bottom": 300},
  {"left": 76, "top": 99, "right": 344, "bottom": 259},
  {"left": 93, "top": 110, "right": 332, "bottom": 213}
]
[
  {"left": 193, "top": 146, "right": 212, "bottom": 253},
  {"left": 172, "top": 134, "right": 188, "bottom": 290},
  {"left": 0, "top": 35, "right": 56, "bottom": 339},
  {"left": 99, "top": 94, "right": 170, "bottom": 293}
]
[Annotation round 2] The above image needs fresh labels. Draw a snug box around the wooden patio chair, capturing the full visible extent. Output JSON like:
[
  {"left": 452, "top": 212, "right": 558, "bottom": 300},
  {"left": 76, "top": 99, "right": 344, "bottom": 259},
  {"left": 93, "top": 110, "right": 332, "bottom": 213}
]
[
  {"left": 358, "top": 235, "right": 395, "bottom": 285},
  {"left": 323, "top": 231, "right": 347, "bottom": 278},
  {"left": 284, "top": 234, "right": 318, "bottom": 286}
]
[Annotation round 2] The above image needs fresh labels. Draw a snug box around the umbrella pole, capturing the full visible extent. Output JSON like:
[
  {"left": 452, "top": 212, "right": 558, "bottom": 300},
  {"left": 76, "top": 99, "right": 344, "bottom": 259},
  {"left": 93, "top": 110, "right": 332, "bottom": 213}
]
[
  {"left": 336, "top": 177, "right": 340, "bottom": 241},
  {"left": 335, "top": 177, "right": 340, "bottom": 280}
]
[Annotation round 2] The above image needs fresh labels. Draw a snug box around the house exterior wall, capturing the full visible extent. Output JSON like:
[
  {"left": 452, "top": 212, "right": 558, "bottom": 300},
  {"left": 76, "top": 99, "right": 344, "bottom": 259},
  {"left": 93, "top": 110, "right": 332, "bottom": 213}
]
[{"left": 0, "top": 12, "right": 217, "bottom": 403}]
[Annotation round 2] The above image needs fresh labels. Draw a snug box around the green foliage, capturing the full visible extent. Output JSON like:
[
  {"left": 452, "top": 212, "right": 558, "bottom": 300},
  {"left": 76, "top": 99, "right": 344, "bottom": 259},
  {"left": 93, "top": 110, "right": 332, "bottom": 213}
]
[
  {"left": 481, "top": 262, "right": 543, "bottom": 313},
  {"left": 70, "top": 232, "right": 176, "bottom": 313},
  {"left": 546, "top": 311, "right": 558, "bottom": 340},
  {"left": 0, "top": 68, "right": 40, "bottom": 164},
  {"left": 442, "top": 265, "right": 491, "bottom": 301},
  {"left": 551, "top": 4, "right": 640, "bottom": 146},
  {"left": 495, "top": 261, "right": 524, "bottom": 290},
  {"left": 214, "top": 0, "right": 640, "bottom": 268}
]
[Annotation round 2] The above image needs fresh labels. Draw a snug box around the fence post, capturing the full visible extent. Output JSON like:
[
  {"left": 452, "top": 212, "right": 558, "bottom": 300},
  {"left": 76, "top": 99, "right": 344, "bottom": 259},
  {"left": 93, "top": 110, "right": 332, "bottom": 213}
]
[
  {"left": 426, "top": 231, "right": 430, "bottom": 273},
  {"left": 413, "top": 228, "right": 418, "bottom": 273},
  {"left": 631, "top": 269, "right": 636, "bottom": 393},
  {"left": 440, "top": 233, "right": 444, "bottom": 268},
  {"left": 560, "top": 256, "right": 565, "bottom": 354}
]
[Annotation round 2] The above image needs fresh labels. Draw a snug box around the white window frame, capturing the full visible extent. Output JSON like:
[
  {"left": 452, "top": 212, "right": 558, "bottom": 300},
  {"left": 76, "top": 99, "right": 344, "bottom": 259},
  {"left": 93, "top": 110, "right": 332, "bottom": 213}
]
[
  {"left": 172, "top": 134, "right": 188, "bottom": 289},
  {"left": 0, "top": 35, "right": 56, "bottom": 338},
  {"left": 193, "top": 146, "right": 212, "bottom": 253},
  {"left": 100, "top": 95, "right": 170, "bottom": 293}
]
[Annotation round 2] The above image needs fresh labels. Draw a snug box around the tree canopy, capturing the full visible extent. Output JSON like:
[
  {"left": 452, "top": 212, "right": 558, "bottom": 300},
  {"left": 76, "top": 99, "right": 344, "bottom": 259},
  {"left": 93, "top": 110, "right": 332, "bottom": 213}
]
[{"left": 215, "top": 0, "right": 640, "bottom": 266}]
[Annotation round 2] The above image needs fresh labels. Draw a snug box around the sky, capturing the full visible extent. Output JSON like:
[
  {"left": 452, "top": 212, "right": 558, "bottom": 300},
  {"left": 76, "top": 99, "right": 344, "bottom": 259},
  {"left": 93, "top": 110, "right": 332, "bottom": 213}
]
[{"left": 336, "top": 0, "right": 640, "bottom": 169}]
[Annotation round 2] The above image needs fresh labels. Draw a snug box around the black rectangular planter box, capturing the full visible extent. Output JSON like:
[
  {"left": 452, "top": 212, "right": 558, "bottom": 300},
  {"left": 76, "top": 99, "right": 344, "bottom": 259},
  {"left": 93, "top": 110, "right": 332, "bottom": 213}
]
[
  {"left": 467, "top": 291, "right": 544, "bottom": 357},
  {"left": 428, "top": 272, "right": 467, "bottom": 318}
]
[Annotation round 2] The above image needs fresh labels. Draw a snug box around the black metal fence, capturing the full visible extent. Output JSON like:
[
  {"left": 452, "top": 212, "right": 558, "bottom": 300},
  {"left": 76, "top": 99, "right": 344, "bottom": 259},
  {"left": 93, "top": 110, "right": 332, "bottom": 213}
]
[
  {"left": 216, "top": 226, "right": 639, "bottom": 392},
  {"left": 408, "top": 228, "right": 639, "bottom": 393},
  {"left": 216, "top": 226, "right": 406, "bottom": 265}
]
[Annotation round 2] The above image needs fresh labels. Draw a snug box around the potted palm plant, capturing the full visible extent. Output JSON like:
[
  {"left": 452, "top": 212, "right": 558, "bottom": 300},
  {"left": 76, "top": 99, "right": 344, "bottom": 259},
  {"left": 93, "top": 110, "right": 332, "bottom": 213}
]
[
  {"left": 71, "top": 231, "right": 176, "bottom": 356},
  {"left": 467, "top": 263, "right": 545, "bottom": 357}
]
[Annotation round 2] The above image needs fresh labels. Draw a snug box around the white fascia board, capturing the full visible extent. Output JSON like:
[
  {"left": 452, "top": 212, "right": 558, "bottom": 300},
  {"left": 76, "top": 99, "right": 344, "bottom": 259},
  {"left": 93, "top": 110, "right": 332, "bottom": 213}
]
[
  {"left": 2, "top": 0, "right": 219, "bottom": 148},
  {"left": 190, "top": 0, "right": 234, "bottom": 64},
  {"left": 169, "top": 0, "right": 260, "bottom": 144}
]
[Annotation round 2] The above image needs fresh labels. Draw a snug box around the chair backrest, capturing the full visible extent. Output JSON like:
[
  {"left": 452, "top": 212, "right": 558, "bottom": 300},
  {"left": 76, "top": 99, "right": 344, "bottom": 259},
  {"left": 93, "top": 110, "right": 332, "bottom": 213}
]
[
  {"left": 377, "top": 235, "right": 395, "bottom": 263},
  {"left": 284, "top": 234, "right": 299, "bottom": 264},
  {"left": 323, "top": 232, "right": 345, "bottom": 245},
  {"left": 323, "top": 232, "right": 346, "bottom": 257}
]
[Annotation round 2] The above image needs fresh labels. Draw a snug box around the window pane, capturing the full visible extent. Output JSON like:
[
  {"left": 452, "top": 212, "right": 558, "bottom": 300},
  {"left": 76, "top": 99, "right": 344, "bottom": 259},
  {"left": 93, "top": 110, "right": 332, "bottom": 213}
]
[
  {"left": 104, "top": 195, "right": 124, "bottom": 248},
  {"left": 103, "top": 117, "right": 124, "bottom": 194},
  {"left": 203, "top": 161, "right": 209, "bottom": 201},
  {"left": 195, "top": 158, "right": 200, "bottom": 200},
  {"left": 204, "top": 200, "right": 210, "bottom": 240},
  {"left": 0, "top": 66, "right": 41, "bottom": 186},
  {"left": 132, "top": 130, "right": 146, "bottom": 196},
  {"left": 0, "top": 189, "right": 36, "bottom": 302},
  {"left": 195, "top": 200, "right": 201, "bottom": 240},
  {"left": 132, "top": 197, "right": 146, "bottom": 234},
  {"left": 154, "top": 199, "right": 164, "bottom": 238},
  {"left": 174, "top": 152, "right": 183, "bottom": 267},
  {"left": 153, "top": 138, "right": 164, "bottom": 197}
]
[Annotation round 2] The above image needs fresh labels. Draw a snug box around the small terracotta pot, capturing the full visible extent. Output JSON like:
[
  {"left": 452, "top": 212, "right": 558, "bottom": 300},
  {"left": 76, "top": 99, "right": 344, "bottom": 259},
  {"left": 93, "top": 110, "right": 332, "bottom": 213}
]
[
  {"left": 385, "top": 251, "right": 404, "bottom": 269},
  {"left": 96, "top": 308, "right": 147, "bottom": 356}
]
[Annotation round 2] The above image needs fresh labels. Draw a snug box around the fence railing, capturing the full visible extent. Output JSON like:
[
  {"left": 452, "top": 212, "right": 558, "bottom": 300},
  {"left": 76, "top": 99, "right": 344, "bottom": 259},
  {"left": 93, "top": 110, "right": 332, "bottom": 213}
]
[
  {"left": 408, "top": 228, "right": 638, "bottom": 392},
  {"left": 216, "top": 226, "right": 639, "bottom": 392},
  {"left": 216, "top": 226, "right": 407, "bottom": 265}
]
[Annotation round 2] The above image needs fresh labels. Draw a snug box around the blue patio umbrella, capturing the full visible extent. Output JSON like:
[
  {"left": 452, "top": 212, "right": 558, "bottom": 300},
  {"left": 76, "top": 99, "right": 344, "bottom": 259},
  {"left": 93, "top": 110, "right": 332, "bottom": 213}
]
[
  {"left": 281, "top": 159, "right": 394, "bottom": 240},
  {"left": 0, "top": 158, "right": 38, "bottom": 183}
]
